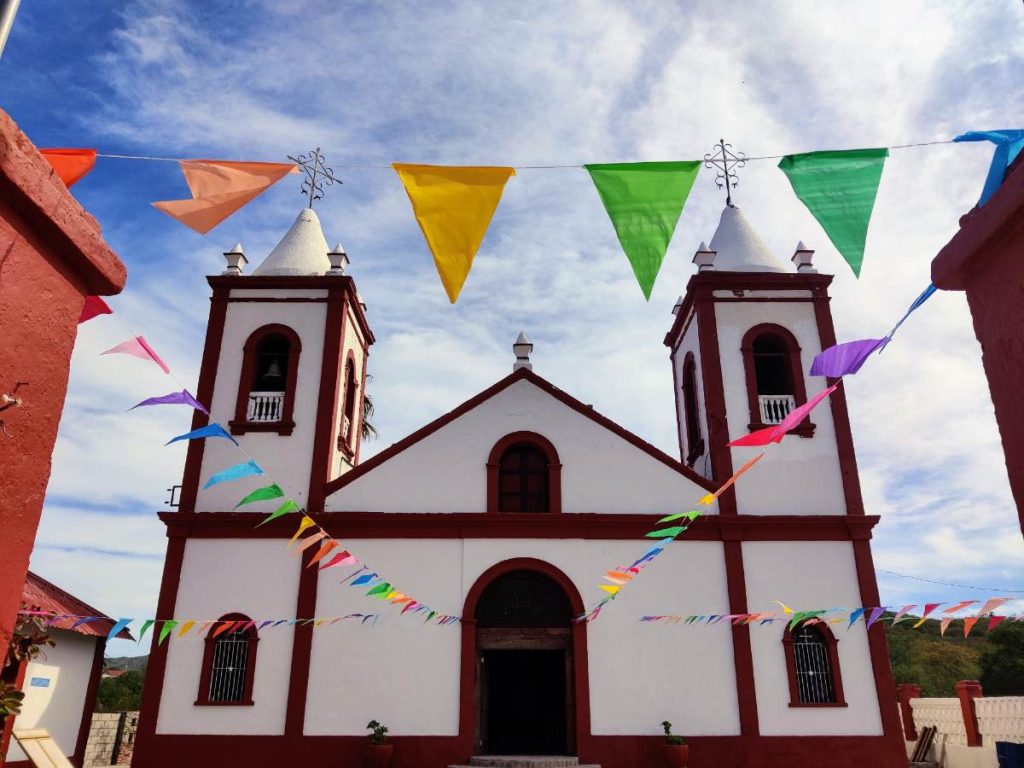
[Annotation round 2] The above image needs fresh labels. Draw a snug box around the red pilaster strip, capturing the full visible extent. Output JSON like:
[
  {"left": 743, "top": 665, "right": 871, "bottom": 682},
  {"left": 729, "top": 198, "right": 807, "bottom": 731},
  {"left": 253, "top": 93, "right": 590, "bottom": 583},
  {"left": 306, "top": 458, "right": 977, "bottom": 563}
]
[
  {"left": 955, "top": 680, "right": 984, "bottom": 747},
  {"left": 896, "top": 683, "right": 921, "bottom": 741}
]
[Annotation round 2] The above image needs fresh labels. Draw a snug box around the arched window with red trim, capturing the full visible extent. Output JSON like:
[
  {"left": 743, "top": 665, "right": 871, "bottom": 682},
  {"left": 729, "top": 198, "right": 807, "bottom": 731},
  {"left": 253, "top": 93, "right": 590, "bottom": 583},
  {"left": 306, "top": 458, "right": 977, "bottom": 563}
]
[
  {"left": 486, "top": 432, "right": 562, "bottom": 513},
  {"left": 681, "top": 352, "right": 703, "bottom": 466},
  {"left": 783, "top": 622, "right": 846, "bottom": 707},
  {"left": 231, "top": 324, "right": 301, "bottom": 436},
  {"left": 740, "top": 323, "right": 814, "bottom": 436},
  {"left": 196, "top": 613, "right": 259, "bottom": 706},
  {"left": 339, "top": 356, "right": 358, "bottom": 455}
]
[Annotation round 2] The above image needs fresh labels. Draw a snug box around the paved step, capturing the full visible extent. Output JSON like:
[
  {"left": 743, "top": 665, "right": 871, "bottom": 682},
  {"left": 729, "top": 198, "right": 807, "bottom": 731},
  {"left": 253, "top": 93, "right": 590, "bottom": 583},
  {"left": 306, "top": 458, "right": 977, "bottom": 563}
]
[{"left": 448, "top": 758, "right": 600, "bottom": 768}]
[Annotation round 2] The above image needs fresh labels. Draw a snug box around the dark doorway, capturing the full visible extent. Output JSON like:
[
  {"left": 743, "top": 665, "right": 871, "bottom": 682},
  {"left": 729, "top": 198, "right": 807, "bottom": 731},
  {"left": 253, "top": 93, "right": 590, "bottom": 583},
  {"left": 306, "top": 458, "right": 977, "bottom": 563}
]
[
  {"left": 474, "top": 569, "right": 574, "bottom": 756},
  {"left": 482, "top": 649, "right": 567, "bottom": 755}
]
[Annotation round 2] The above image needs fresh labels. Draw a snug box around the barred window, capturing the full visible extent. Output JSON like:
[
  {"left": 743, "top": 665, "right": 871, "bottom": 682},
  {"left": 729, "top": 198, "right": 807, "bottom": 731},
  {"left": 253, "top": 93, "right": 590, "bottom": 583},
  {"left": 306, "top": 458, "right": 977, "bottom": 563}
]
[
  {"left": 783, "top": 623, "right": 846, "bottom": 707},
  {"left": 498, "top": 444, "right": 550, "bottom": 513},
  {"left": 196, "top": 614, "right": 258, "bottom": 706}
]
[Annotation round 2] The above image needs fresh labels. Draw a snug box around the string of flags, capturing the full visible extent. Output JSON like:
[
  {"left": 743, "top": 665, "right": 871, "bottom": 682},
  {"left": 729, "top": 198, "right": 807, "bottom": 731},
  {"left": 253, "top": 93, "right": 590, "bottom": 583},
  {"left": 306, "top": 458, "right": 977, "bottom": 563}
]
[{"left": 43, "top": 129, "right": 1020, "bottom": 303}]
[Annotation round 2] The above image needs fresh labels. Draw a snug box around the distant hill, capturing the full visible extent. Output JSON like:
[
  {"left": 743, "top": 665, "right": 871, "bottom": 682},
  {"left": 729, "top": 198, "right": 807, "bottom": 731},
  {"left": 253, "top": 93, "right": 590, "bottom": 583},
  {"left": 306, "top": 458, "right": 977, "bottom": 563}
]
[
  {"left": 105, "top": 655, "right": 148, "bottom": 673},
  {"left": 885, "top": 614, "right": 987, "bottom": 697}
]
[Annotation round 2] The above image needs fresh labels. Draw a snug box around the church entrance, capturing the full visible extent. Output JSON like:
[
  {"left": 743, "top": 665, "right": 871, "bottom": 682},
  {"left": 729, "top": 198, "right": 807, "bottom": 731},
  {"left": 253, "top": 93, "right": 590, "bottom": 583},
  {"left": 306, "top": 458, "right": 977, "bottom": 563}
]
[{"left": 474, "top": 568, "right": 575, "bottom": 756}]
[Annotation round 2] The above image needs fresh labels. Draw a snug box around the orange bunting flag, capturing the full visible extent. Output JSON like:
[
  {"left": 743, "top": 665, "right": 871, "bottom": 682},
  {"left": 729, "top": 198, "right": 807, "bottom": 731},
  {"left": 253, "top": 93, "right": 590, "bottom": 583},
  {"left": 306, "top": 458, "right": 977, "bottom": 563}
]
[
  {"left": 713, "top": 453, "right": 765, "bottom": 499},
  {"left": 963, "top": 617, "right": 981, "bottom": 637},
  {"left": 212, "top": 620, "right": 240, "bottom": 638},
  {"left": 603, "top": 570, "right": 633, "bottom": 585},
  {"left": 153, "top": 160, "right": 298, "bottom": 235},
  {"left": 288, "top": 516, "right": 316, "bottom": 548},
  {"left": 40, "top": 148, "right": 97, "bottom": 188},
  {"left": 942, "top": 600, "right": 977, "bottom": 615},
  {"left": 306, "top": 539, "right": 338, "bottom": 568},
  {"left": 391, "top": 163, "right": 516, "bottom": 302}
]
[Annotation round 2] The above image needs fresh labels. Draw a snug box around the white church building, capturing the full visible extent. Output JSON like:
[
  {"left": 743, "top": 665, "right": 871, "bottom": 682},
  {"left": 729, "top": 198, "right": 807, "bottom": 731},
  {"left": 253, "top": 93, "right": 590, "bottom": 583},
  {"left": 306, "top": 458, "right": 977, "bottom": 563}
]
[{"left": 135, "top": 205, "right": 907, "bottom": 768}]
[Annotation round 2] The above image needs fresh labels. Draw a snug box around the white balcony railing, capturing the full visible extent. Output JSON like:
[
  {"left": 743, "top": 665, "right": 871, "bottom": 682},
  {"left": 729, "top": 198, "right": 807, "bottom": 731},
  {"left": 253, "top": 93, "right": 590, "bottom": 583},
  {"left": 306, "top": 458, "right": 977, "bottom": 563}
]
[
  {"left": 342, "top": 415, "right": 352, "bottom": 442},
  {"left": 758, "top": 394, "right": 796, "bottom": 425},
  {"left": 246, "top": 391, "right": 284, "bottom": 422}
]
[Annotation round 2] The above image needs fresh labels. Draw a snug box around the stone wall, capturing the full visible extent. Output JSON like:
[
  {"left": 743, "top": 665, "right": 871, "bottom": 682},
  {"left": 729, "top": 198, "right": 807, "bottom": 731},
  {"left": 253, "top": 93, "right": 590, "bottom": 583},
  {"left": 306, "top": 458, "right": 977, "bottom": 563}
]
[
  {"left": 907, "top": 696, "right": 1024, "bottom": 768},
  {"left": 83, "top": 711, "right": 139, "bottom": 766}
]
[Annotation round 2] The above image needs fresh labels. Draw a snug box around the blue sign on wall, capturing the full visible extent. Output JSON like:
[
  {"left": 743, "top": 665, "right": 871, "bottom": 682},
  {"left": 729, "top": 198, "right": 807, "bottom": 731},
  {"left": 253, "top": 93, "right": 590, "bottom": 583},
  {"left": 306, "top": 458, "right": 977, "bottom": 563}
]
[{"left": 29, "top": 677, "right": 50, "bottom": 688}]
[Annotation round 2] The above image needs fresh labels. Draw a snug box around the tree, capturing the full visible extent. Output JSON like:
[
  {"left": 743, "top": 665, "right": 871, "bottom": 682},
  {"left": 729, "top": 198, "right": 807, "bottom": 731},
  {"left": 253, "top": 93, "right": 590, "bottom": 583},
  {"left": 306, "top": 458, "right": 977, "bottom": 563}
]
[
  {"left": 980, "top": 621, "right": 1024, "bottom": 696},
  {"left": 95, "top": 670, "right": 145, "bottom": 712}
]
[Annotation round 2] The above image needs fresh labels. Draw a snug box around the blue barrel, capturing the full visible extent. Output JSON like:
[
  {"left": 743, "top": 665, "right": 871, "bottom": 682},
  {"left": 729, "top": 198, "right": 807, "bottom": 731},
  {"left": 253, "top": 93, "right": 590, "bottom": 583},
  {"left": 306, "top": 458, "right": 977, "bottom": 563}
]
[{"left": 997, "top": 741, "right": 1024, "bottom": 768}]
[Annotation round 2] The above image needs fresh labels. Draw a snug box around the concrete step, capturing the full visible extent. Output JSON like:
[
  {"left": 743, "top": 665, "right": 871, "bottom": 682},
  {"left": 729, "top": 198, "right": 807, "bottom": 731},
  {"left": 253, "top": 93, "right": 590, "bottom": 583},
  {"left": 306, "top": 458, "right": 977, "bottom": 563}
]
[{"left": 447, "top": 758, "right": 600, "bottom": 768}]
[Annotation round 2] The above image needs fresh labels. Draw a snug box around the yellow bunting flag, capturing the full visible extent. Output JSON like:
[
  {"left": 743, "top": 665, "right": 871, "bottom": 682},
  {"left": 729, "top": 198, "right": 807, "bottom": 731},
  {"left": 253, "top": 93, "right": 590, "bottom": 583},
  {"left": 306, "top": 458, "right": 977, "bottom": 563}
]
[
  {"left": 698, "top": 494, "right": 715, "bottom": 506},
  {"left": 288, "top": 516, "right": 316, "bottom": 548},
  {"left": 391, "top": 163, "right": 516, "bottom": 303},
  {"left": 599, "top": 585, "right": 621, "bottom": 595},
  {"left": 773, "top": 601, "right": 794, "bottom": 615},
  {"left": 177, "top": 620, "right": 197, "bottom": 637}
]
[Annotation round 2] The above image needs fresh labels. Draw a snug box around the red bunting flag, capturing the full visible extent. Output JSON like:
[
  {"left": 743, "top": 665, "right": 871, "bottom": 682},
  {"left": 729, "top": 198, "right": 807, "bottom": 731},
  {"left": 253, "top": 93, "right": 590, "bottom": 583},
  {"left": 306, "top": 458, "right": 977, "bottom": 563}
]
[
  {"left": 988, "top": 615, "right": 1007, "bottom": 632},
  {"left": 78, "top": 296, "right": 112, "bottom": 324},
  {"left": 40, "top": 148, "right": 97, "bottom": 188}
]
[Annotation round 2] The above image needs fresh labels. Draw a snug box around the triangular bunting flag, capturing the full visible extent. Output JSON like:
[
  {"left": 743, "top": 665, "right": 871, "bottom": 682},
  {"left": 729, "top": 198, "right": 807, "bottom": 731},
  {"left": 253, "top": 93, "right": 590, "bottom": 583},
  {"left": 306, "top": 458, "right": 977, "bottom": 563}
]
[
  {"left": 319, "top": 551, "right": 358, "bottom": 570},
  {"left": 293, "top": 530, "right": 328, "bottom": 555},
  {"left": 106, "top": 618, "right": 132, "bottom": 641},
  {"left": 288, "top": 517, "right": 316, "bottom": 547},
  {"left": 258, "top": 500, "right": 300, "bottom": 527},
  {"left": 166, "top": 423, "right": 238, "bottom": 446},
  {"left": 307, "top": 539, "right": 338, "bottom": 567},
  {"left": 177, "top": 620, "right": 197, "bottom": 637},
  {"left": 153, "top": 160, "right": 298, "bottom": 235},
  {"left": 953, "top": 129, "right": 1024, "bottom": 206},
  {"left": 939, "top": 618, "right": 952, "bottom": 637},
  {"left": 810, "top": 339, "right": 885, "bottom": 378},
  {"left": 137, "top": 619, "right": 155, "bottom": 642},
  {"left": 158, "top": 620, "right": 178, "bottom": 645},
  {"left": 40, "top": 148, "right": 97, "bottom": 188},
  {"left": 78, "top": 295, "right": 112, "bottom": 324},
  {"left": 963, "top": 617, "right": 980, "bottom": 637},
  {"left": 391, "top": 163, "right": 516, "bottom": 302},
  {"left": 975, "top": 597, "right": 1010, "bottom": 617},
  {"left": 988, "top": 615, "right": 1007, "bottom": 632},
  {"left": 234, "top": 483, "right": 284, "bottom": 509},
  {"left": 644, "top": 525, "right": 686, "bottom": 539},
  {"left": 204, "top": 459, "right": 263, "bottom": 489},
  {"left": 584, "top": 161, "right": 701, "bottom": 300},
  {"left": 778, "top": 148, "right": 888, "bottom": 277},
  {"left": 102, "top": 335, "right": 171, "bottom": 373},
  {"left": 132, "top": 390, "right": 209, "bottom": 415},
  {"left": 913, "top": 603, "right": 941, "bottom": 628},
  {"left": 847, "top": 608, "right": 866, "bottom": 628}
]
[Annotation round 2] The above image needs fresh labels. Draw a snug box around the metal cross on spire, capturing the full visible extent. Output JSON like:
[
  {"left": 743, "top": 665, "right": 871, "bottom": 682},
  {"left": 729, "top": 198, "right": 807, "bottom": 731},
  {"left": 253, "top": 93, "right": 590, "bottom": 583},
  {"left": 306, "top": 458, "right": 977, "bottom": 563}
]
[
  {"left": 704, "top": 139, "right": 747, "bottom": 207},
  {"left": 286, "top": 147, "right": 340, "bottom": 209}
]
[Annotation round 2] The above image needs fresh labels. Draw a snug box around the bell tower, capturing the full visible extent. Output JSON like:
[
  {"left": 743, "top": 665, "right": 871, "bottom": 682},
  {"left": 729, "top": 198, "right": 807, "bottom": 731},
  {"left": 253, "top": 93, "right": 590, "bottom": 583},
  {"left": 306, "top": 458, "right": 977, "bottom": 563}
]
[
  {"left": 177, "top": 207, "right": 374, "bottom": 515},
  {"left": 664, "top": 204, "right": 862, "bottom": 517}
]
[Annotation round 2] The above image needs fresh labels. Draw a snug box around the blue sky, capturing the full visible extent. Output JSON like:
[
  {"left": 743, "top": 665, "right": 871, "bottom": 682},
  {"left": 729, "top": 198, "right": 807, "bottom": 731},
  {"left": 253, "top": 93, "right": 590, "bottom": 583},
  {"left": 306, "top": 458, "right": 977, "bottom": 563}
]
[{"left": 3, "top": 0, "right": 1023, "bottom": 656}]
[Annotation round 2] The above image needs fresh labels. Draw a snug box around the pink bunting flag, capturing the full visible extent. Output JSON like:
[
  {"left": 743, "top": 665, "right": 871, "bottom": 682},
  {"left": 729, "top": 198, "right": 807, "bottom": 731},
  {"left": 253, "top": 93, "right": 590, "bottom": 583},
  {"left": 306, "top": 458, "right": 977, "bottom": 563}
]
[
  {"left": 913, "top": 603, "right": 941, "bottom": 628},
  {"left": 988, "top": 615, "right": 1006, "bottom": 632},
  {"left": 975, "top": 597, "right": 1010, "bottom": 617},
  {"left": 319, "top": 551, "right": 358, "bottom": 570},
  {"left": 101, "top": 335, "right": 170, "bottom": 374},
  {"left": 292, "top": 530, "right": 328, "bottom": 555},
  {"left": 939, "top": 618, "right": 953, "bottom": 636},
  {"left": 891, "top": 605, "right": 917, "bottom": 625},
  {"left": 78, "top": 296, "right": 112, "bottom": 324},
  {"left": 728, "top": 385, "right": 837, "bottom": 447}
]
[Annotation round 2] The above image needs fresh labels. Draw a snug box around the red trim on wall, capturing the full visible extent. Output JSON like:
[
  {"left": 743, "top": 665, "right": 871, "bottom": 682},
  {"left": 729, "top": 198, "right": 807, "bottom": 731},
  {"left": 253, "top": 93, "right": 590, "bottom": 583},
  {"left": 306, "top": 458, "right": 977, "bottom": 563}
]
[
  {"left": 955, "top": 680, "right": 984, "bottom": 747},
  {"left": 324, "top": 367, "right": 715, "bottom": 499},
  {"left": 72, "top": 637, "right": 106, "bottom": 766},
  {"left": 485, "top": 431, "right": 562, "bottom": 513},
  {"left": 722, "top": 538, "right": 759, "bottom": 737},
  {"left": 177, "top": 286, "right": 229, "bottom": 513},
  {"left": 739, "top": 323, "right": 814, "bottom": 436},
  {"left": 781, "top": 623, "right": 847, "bottom": 707},
  {"left": 195, "top": 613, "right": 259, "bottom": 706},
  {"left": 896, "top": 683, "right": 920, "bottom": 741},
  {"left": 229, "top": 323, "right": 302, "bottom": 436},
  {"left": 135, "top": 534, "right": 186, "bottom": 753},
  {"left": 693, "top": 290, "right": 736, "bottom": 508},
  {"left": 158, "top": 511, "right": 880, "bottom": 542},
  {"left": 308, "top": 286, "right": 347, "bottom": 512},
  {"left": 459, "top": 559, "right": 590, "bottom": 760},
  {"left": 284, "top": 548, "right": 320, "bottom": 737}
]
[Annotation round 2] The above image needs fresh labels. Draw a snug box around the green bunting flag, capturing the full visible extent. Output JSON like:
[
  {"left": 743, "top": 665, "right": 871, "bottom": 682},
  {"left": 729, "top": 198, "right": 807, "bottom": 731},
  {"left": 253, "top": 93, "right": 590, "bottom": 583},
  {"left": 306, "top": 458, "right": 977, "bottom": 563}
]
[
  {"left": 585, "top": 161, "right": 701, "bottom": 300},
  {"left": 257, "top": 499, "right": 300, "bottom": 527},
  {"left": 235, "top": 483, "right": 284, "bottom": 509},
  {"left": 158, "top": 620, "right": 178, "bottom": 645},
  {"left": 778, "top": 149, "right": 888, "bottom": 277}
]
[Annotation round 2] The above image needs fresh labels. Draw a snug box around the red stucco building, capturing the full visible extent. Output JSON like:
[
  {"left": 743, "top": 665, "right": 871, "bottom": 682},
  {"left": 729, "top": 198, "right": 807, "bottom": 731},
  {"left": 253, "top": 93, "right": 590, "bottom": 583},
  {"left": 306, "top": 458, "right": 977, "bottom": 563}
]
[
  {"left": 931, "top": 156, "right": 1024, "bottom": 537},
  {"left": 0, "top": 109, "right": 126, "bottom": 649}
]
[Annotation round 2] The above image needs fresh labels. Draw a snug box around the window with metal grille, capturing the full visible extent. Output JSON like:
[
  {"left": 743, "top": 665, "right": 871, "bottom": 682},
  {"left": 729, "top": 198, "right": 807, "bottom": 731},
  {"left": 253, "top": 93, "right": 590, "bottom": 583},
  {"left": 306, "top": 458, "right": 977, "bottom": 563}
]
[
  {"left": 498, "top": 444, "right": 550, "bottom": 513},
  {"left": 789, "top": 625, "right": 840, "bottom": 705},
  {"left": 196, "top": 614, "right": 259, "bottom": 706}
]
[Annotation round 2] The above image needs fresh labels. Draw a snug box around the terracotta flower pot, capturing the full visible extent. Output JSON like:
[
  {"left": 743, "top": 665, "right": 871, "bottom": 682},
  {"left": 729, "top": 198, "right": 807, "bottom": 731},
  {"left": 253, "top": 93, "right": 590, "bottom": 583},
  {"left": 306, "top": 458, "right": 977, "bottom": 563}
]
[
  {"left": 663, "top": 743, "right": 689, "bottom": 768},
  {"left": 364, "top": 742, "right": 394, "bottom": 768}
]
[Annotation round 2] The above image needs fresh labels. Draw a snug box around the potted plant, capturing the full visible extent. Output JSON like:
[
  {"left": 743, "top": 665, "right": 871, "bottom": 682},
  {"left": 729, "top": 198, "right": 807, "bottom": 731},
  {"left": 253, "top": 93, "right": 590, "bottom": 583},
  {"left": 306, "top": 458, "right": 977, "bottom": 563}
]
[
  {"left": 661, "top": 720, "right": 689, "bottom": 768},
  {"left": 365, "top": 720, "right": 393, "bottom": 768}
]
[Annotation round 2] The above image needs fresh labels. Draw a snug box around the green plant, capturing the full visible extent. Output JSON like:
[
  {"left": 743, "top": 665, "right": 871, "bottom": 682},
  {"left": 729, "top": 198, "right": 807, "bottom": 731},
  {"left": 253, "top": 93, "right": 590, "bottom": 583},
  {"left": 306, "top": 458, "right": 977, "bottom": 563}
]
[
  {"left": 0, "top": 682, "right": 25, "bottom": 718},
  {"left": 662, "top": 720, "right": 685, "bottom": 746},
  {"left": 367, "top": 719, "right": 389, "bottom": 745},
  {"left": 361, "top": 375, "right": 379, "bottom": 441}
]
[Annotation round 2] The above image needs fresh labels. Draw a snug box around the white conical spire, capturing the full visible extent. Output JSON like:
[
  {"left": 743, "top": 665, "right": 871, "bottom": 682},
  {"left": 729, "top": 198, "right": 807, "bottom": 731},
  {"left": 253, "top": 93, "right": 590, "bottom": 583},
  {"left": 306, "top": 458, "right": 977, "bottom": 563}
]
[
  {"left": 251, "top": 208, "right": 331, "bottom": 276},
  {"left": 707, "top": 206, "right": 786, "bottom": 273}
]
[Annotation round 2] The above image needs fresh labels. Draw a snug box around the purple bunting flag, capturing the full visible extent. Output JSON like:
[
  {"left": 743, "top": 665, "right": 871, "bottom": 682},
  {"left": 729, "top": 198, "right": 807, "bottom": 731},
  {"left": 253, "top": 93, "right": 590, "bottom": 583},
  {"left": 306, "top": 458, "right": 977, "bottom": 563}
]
[
  {"left": 131, "top": 389, "right": 209, "bottom": 415},
  {"left": 810, "top": 339, "right": 884, "bottom": 377}
]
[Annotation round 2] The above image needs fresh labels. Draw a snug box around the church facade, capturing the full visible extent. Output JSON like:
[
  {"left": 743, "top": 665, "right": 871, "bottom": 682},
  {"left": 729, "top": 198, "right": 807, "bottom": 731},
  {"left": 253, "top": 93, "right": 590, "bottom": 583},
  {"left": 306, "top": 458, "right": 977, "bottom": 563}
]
[{"left": 134, "top": 205, "right": 907, "bottom": 768}]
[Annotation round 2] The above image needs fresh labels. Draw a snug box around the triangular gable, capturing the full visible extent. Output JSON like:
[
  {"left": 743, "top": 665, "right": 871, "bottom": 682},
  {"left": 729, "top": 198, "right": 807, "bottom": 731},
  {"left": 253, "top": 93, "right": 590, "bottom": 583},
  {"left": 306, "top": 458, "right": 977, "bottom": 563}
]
[{"left": 324, "top": 368, "right": 714, "bottom": 512}]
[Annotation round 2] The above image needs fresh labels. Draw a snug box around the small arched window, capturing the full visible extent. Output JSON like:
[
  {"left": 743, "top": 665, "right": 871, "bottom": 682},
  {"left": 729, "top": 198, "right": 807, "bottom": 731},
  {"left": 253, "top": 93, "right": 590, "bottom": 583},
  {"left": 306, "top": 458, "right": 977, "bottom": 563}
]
[
  {"left": 681, "top": 353, "right": 703, "bottom": 467},
  {"left": 232, "top": 324, "right": 301, "bottom": 436},
  {"left": 196, "top": 613, "right": 259, "bottom": 706},
  {"left": 783, "top": 622, "right": 846, "bottom": 707},
  {"left": 486, "top": 432, "right": 562, "bottom": 514},
  {"left": 339, "top": 357, "right": 358, "bottom": 455},
  {"left": 740, "top": 324, "right": 813, "bottom": 435}
]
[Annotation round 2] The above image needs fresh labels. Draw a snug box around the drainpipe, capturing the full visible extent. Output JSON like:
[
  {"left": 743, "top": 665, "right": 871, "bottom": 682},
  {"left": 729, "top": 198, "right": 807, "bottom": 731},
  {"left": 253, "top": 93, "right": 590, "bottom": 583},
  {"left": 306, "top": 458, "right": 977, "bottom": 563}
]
[{"left": 0, "top": 0, "right": 21, "bottom": 60}]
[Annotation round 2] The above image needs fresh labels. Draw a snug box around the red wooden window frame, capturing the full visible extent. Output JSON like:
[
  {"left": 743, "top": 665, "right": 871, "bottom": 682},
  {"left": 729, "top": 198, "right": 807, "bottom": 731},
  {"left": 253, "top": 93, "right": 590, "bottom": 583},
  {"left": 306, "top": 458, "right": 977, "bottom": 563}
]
[
  {"left": 740, "top": 323, "right": 814, "bottom": 437},
  {"left": 337, "top": 353, "right": 358, "bottom": 457},
  {"left": 782, "top": 621, "right": 847, "bottom": 708},
  {"left": 195, "top": 613, "right": 259, "bottom": 707},
  {"left": 486, "top": 432, "right": 562, "bottom": 514},
  {"left": 681, "top": 352, "right": 704, "bottom": 467},
  {"left": 230, "top": 324, "right": 301, "bottom": 436}
]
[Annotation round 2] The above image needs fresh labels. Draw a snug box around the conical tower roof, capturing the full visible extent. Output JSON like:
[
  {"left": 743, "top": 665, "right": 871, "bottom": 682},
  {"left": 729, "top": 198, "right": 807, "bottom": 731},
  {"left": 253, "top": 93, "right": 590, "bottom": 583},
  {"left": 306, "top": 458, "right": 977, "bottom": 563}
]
[
  {"left": 708, "top": 206, "right": 786, "bottom": 273},
  {"left": 251, "top": 208, "right": 331, "bottom": 276}
]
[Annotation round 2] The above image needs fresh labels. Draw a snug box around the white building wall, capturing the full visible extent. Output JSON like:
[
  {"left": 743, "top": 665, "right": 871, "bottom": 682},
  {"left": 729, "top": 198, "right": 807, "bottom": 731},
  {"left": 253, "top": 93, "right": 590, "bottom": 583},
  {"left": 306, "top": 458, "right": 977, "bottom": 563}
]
[
  {"left": 6, "top": 630, "right": 96, "bottom": 762},
  {"left": 194, "top": 293, "right": 327, "bottom": 513},
  {"left": 714, "top": 298, "right": 847, "bottom": 515},
  {"left": 743, "top": 541, "right": 882, "bottom": 735},
  {"left": 671, "top": 309, "right": 713, "bottom": 480},
  {"left": 155, "top": 539, "right": 301, "bottom": 735},
  {"left": 304, "top": 538, "right": 739, "bottom": 737},
  {"left": 326, "top": 379, "right": 708, "bottom": 514}
]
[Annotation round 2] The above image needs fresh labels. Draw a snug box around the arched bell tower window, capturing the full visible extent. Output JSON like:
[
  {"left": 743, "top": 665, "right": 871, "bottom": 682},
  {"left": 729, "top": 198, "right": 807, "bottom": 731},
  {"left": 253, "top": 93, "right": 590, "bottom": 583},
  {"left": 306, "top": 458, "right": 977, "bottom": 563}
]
[
  {"left": 231, "top": 324, "right": 301, "bottom": 436},
  {"left": 740, "top": 323, "right": 814, "bottom": 436},
  {"left": 486, "top": 432, "right": 562, "bottom": 514},
  {"left": 681, "top": 352, "right": 704, "bottom": 467},
  {"left": 339, "top": 355, "right": 358, "bottom": 456},
  {"left": 782, "top": 622, "right": 847, "bottom": 707},
  {"left": 196, "top": 613, "right": 259, "bottom": 706}
]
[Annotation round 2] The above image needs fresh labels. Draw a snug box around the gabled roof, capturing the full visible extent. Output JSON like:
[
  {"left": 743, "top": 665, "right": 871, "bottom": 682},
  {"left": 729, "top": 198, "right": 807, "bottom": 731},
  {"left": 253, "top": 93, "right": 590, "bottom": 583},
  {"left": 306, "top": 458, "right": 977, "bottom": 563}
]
[
  {"left": 324, "top": 367, "right": 716, "bottom": 498},
  {"left": 22, "top": 571, "right": 133, "bottom": 640}
]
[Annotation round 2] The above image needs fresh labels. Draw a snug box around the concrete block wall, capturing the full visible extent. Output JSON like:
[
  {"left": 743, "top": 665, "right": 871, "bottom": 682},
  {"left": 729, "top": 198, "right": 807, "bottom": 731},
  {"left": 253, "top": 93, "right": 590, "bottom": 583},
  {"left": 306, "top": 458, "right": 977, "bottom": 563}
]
[{"left": 83, "top": 711, "right": 139, "bottom": 767}]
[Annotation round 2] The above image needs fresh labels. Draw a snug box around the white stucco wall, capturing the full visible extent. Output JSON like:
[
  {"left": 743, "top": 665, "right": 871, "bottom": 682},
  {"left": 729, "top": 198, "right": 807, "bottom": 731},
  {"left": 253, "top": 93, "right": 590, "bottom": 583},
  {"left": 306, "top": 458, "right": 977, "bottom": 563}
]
[
  {"left": 671, "top": 309, "right": 713, "bottom": 480},
  {"left": 304, "top": 539, "right": 739, "bottom": 737},
  {"left": 715, "top": 299, "right": 847, "bottom": 515},
  {"left": 326, "top": 378, "right": 708, "bottom": 514},
  {"left": 156, "top": 539, "right": 301, "bottom": 735},
  {"left": 743, "top": 541, "right": 882, "bottom": 735},
  {"left": 6, "top": 630, "right": 96, "bottom": 762},
  {"left": 195, "top": 294, "right": 328, "bottom": 513}
]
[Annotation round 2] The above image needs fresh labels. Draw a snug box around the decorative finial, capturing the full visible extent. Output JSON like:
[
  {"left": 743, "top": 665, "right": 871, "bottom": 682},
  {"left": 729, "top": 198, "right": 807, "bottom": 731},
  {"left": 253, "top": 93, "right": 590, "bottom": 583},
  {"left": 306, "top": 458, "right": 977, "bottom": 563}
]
[
  {"left": 327, "top": 243, "right": 349, "bottom": 275},
  {"left": 286, "top": 147, "right": 339, "bottom": 209},
  {"left": 512, "top": 331, "right": 533, "bottom": 372},
  {"left": 791, "top": 241, "right": 816, "bottom": 273},
  {"left": 222, "top": 243, "right": 247, "bottom": 275},
  {"left": 704, "top": 139, "right": 746, "bottom": 207}
]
